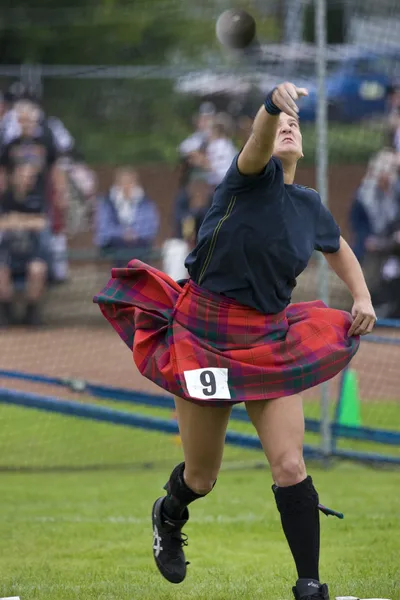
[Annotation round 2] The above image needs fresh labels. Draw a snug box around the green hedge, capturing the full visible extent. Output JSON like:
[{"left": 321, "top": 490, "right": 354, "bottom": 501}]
[
  {"left": 45, "top": 79, "right": 384, "bottom": 166},
  {"left": 71, "top": 120, "right": 384, "bottom": 166}
]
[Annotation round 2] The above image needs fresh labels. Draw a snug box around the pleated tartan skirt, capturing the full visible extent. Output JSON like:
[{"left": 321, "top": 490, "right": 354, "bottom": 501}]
[{"left": 93, "top": 260, "right": 360, "bottom": 406}]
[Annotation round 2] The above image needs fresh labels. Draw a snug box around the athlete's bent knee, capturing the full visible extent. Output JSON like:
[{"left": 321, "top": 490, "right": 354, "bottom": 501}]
[
  {"left": 183, "top": 467, "right": 218, "bottom": 495},
  {"left": 271, "top": 454, "right": 306, "bottom": 487}
]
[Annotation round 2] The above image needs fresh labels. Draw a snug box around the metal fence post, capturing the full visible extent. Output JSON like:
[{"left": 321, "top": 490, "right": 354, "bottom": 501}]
[{"left": 315, "top": 0, "right": 332, "bottom": 466}]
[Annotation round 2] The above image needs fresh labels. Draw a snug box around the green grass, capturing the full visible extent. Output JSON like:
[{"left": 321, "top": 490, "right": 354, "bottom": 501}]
[
  {"left": 0, "top": 396, "right": 399, "bottom": 470},
  {"left": 0, "top": 402, "right": 399, "bottom": 599}
]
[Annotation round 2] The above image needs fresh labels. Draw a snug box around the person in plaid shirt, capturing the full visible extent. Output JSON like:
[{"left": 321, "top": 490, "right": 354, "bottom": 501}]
[{"left": 94, "top": 83, "right": 376, "bottom": 600}]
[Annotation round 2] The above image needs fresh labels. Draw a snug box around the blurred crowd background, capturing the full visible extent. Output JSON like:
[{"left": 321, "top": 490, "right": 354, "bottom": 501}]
[{"left": 1, "top": 0, "right": 400, "bottom": 327}]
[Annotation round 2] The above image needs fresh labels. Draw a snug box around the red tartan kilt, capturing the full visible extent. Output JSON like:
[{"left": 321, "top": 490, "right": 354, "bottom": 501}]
[{"left": 94, "top": 260, "right": 360, "bottom": 406}]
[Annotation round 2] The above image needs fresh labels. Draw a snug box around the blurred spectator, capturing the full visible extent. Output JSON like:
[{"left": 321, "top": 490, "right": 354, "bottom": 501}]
[
  {"left": 370, "top": 218, "right": 400, "bottom": 319},
  {"left": 173, "top": 103, "right": 215, "bottom": 237},
  {"left": 173, "top": 111, "right": 236, "bottom": 238},
  {"left": 350, "top": 149, "right": 400, "bottom": 263},
  {"left": 351, "top": 149, "right": 400, "bottom": 318},
  {"left": 95, "top": 167, "right": 159, "bottom": 266},
  {"left": 181, "top": 175, "right": 212, "bottom": 248},
  {"left": 0, "top": 101, "right": 66, "bottom": 325},
  {"left": 188, "top": 113, "right": 237, "bottom": 187},
  {"left": 1, "top": 84, "right": 94, "bottom": 284},
  {"left": 386, "top": 82, "right": 400, "bottom": 152},
  {"left": 0, "top": 100, "right": 65, "bottom": 197},
  {"left": 178, "top": 102, "right": 216, "bottom": 188},
  {"left": 1, "top": 82, "right": 75, "bottom": 156},
  {"left": 163, "top": 174, "right": 212, "bottom": 282},
  {"left": 49, "top": 155, "right": 97, "bottom": 283},
  {"left": 204, "top": 113, "right": 237, "bottom": 187},
  {"left": 0, "top": 164, "right": 52, "bottom": 326},
  {"left": 0, "top": 89, "right": 20, "bottom": 148}
]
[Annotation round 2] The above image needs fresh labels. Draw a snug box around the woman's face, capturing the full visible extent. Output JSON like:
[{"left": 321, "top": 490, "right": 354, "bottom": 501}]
[
  {"left": 273, "top": 112, "right": 303, "bottom": 163},
  {"left": 116, "top": 172, "right": 136, "bottom": 195},
  {"left": 17, "top": 109, "right": 38, "bottom": 137}
]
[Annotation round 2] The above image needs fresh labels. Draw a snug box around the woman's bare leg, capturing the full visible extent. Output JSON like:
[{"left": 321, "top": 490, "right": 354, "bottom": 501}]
[
  {"left": 173, "top": 395, "right": 232, "bottom": 494},
  {"left": 152, "top": 397, "right": 232, "bottom": 584},
  {"left": 246, "top": 396, "right": 325, "bottom": 596}
]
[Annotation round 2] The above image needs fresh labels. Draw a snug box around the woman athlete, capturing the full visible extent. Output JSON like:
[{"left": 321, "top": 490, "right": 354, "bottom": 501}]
[{"left": 94, "top": 82, "right": 376, "bottom": 600}]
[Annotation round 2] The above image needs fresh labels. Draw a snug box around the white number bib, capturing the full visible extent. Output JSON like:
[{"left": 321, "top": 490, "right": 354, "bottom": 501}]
[{"left": 183, "top": 368, "right": 231, "bottom": 400}]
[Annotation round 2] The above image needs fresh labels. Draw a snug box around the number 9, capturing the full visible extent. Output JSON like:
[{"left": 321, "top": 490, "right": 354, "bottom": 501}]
[{"left": 200, "top": 370, "right": 217, "bottom": 397}]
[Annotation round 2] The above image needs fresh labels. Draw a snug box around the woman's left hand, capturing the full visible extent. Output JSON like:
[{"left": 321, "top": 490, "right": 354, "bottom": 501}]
[{"left": 348, "top": 298, "right": 377, "bottom": 337}]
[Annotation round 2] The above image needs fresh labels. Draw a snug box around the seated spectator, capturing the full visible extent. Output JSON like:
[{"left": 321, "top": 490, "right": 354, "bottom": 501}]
[
  {"left": 1, "top": 84, "right": 75, "bottom": 157},
  {"left": 0, "top": 165, "right": 51, "bottom": 326},
  {"left": 0, "top": 101, "right": 65, "bottom": 326},
  {"left": 0, "top": 100, "right": 65, "bottom": 201},
  {"left": 350, "top": 149, "right": 400, "bottom": 263},
  {"left": 95, "top": 167, "right": 159, "bottom": 266}
]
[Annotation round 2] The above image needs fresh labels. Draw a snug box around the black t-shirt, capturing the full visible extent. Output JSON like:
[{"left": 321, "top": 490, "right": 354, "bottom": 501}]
[
  {"left": 0, "top": 187, "right": 47, "bottom": 215},
  {"left": 185, "top": 155, "right": 341, "bottom": 315},
  {"left": 0, "top": 131, "right": 58, "bottom": 204}
]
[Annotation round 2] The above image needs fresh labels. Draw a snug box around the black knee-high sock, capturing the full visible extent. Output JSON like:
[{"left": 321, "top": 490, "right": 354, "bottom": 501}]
[
  {"left": 273, "top": 476, "right": 320, "bottom": 581},
  {"left": 162, "top": 462, "right": 209, "bottom": 521}
]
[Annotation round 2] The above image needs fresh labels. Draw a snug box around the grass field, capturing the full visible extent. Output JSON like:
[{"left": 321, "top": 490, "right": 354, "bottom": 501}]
[{"left": 0, "top": 402, "right": 399, "bottom": 600}]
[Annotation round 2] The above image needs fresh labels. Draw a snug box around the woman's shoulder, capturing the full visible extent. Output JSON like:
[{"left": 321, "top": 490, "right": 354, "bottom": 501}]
[
  {"left": 292, "top": 184, "right": 321, "bottom": 205},
  {"left": 214, "top": 154, "right": 282, "bottom": 199}
]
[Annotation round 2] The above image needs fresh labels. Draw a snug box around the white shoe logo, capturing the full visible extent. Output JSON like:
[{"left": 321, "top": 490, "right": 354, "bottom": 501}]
[
  {"left": 308, "top": 582, "right": 320, "bottom": 589},
  {"left": 153, "top": 524, "right": 163, "bottom": 558}
]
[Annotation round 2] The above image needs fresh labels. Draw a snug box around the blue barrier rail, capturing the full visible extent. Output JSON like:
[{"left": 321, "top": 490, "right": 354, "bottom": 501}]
[
  {"left": 0, "top": 386, "right": 323, "bottom": 457},
  {"left": 376, "top": 318, "right": 400, "bottom": 329},
  {"left": 0, "top": 369, "right": 399, "bottom": 447},
  {"left": 1, "top": 385, "right": 397, "bottom": 465}
]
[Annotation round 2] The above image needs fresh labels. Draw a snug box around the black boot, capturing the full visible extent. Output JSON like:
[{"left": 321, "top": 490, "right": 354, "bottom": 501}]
[
  {"left": 151, "top": 462, "right": 211, "bottom": 584},
  {"left": 151, "top": 496, "right": 189, "bottom": 584},
  {"left": 292, "top": 579, "right": 330, "bottom": 600}
]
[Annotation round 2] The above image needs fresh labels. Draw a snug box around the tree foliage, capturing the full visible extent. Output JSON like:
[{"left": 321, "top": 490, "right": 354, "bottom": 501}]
[{"left": 0, "top": 0, "right": 222, "bottom": 65}]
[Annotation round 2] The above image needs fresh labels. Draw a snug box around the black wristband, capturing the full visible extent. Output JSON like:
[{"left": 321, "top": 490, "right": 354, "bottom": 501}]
[{"left": 264, "top": 88, "right": 281, "bottom": 116}]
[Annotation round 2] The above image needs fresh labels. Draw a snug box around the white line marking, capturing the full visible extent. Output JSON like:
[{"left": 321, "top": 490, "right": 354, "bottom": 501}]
[
  {"left": 0, "top": 512, "right": 266, "bottom": 525},
  {"left": 1, "top": 511, "right": 390, "bottom": 526}
]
